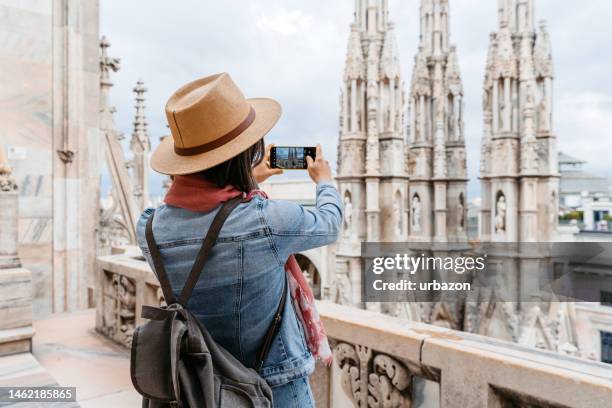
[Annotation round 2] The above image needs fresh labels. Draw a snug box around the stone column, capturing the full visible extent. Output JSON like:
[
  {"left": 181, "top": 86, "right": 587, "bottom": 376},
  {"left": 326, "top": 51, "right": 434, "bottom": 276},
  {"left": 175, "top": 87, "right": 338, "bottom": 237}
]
[{"left": 0, "top": 146, "right": 34, "bottom": 356}]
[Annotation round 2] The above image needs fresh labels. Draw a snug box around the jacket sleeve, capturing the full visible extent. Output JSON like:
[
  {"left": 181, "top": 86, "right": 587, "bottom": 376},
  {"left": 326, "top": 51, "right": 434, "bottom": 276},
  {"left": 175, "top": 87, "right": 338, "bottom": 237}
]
[{"left": 261, "top": 181, "right": 343, "bottom": 262}]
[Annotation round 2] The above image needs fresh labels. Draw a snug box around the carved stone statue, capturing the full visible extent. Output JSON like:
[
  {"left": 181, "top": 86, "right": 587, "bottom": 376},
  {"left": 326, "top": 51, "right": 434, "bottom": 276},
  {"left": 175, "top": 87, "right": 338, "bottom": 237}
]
[
  {"left": 550, "top": 191, "right": 557, "bottom": 227},
  {"left": 334, "top": 343, "right": 410, "bottom": 407},
  {"left": 458, "top": 194, "right": 465, "bottom": 231},
  {"left": 343, "top": 195, "right": 353, "bottom": 237},
  {"left": 495, "top": 193, "right": 507, "bottom": 233},
  {"left": 411, "top": 195, "right": 422, "bottom": 233}
]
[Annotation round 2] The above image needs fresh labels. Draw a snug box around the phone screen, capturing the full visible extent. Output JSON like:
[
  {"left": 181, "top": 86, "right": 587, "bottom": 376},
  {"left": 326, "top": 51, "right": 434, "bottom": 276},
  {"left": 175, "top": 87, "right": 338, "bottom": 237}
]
[{"left": 270, "top": 146, "right": 316, "bottom": 170}]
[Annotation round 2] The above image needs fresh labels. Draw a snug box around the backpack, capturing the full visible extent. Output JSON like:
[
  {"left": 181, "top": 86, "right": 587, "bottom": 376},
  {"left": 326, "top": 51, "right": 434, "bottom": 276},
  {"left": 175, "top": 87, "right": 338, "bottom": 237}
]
[{"left": 130, "top": 197, "right": 286, "bottom": 407}]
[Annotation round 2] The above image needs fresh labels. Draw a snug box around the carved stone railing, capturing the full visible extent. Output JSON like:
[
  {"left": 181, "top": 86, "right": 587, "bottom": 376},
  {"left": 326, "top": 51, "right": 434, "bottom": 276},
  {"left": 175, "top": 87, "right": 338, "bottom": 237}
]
[
  {"left": 96, "top": 253, "right": 612, "bottom": 408},
  {"left": 95, "top": 252, "right": 164, "bottom": 347},
  {"left": 315, "top": 302, "right": 612, "bottom": 408}
]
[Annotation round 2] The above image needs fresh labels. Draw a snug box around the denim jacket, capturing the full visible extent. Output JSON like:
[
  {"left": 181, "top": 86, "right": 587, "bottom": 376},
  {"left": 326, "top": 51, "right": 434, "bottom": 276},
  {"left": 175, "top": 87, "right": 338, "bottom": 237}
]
[{"left": 136, "top": 181, "right": 342, "bottom": 387}]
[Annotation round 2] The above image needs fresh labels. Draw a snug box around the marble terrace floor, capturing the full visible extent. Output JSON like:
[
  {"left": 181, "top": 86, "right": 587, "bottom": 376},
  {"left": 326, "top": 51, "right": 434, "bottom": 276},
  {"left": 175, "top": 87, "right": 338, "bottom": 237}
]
[{"left": 0, "top": 309, "right": 139, "bottom": 407}]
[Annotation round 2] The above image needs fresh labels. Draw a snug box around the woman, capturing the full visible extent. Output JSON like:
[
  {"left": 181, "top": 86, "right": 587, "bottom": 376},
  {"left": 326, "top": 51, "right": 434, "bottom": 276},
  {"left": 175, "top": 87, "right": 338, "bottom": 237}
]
[{"left": 136, "top": 72, "right": 342, "bottom": 407}]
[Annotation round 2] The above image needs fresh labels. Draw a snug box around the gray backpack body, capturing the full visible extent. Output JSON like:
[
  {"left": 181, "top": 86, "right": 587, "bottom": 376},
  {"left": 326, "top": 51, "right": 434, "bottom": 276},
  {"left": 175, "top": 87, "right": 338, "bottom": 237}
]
[{"left": 131, "top": 197, "right": 285, "bottom": 407}]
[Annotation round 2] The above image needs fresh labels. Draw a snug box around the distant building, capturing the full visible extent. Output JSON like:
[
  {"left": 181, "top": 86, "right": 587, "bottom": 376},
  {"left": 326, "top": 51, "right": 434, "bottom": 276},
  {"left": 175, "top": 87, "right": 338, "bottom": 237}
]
[{"left": 558, "top": 152, "right": 612, "bottom": 231}]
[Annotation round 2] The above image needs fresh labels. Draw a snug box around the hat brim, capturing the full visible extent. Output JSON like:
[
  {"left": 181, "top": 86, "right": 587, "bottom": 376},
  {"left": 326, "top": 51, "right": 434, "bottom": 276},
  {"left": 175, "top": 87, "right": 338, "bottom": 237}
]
[{"left": 151, "top": 97, "right": 281, "bottom": 175}]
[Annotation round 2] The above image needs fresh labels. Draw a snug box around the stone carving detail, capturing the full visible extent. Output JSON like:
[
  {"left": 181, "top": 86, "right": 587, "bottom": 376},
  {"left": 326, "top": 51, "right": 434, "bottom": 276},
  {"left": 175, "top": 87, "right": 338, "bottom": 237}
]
[
  {"left": 495, "top": 192, "right": 507, "bottom": 234},
  {"left": 332, "top": 273, "right": 351, "bottom": 306},
  {"left": 334, "top": 342, "right": 411, "bottom": 407},
  {"left": 393, "top": 192, "right": 403, "bottom": 238},
  {"left": 411, "top": 194, "right": 422, "bottom": 233},
  {"left": 0, "top": 147, "right": 17, "bottom": 192},
  {"left": 100, "top": 271, "right": 136, "bottom": 346},
  {"left": 458, "top": 193, "right": 465, "bottom": 231},
  {"left": 344, "top": 193, "right": 353, "bottom": 237},
  {"left": 99, "top": 193, "right": 132, "bottom": 253}
]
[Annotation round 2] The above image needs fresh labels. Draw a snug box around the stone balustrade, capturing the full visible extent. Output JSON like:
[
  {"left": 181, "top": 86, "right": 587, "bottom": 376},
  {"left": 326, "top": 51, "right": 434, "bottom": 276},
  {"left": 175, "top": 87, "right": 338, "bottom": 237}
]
[{"left": 96, "top": 253, "right": 612, "bottom": 408}]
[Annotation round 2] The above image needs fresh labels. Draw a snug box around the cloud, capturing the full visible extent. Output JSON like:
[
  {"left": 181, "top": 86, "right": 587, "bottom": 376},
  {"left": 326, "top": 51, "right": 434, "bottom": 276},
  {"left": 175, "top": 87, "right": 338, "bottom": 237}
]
[
  {"left": 100, "top": 0, "right": 612, "bottom": 199},
  {"left": 255, "top": 9, "right": 313, "bottom": 36},
  {"left": 556, "top": 91, "right": 612, "bottom": 178}
]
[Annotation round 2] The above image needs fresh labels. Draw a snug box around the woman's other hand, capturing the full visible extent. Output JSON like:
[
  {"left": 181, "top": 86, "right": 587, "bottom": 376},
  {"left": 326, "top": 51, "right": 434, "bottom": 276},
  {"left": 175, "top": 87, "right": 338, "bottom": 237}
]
[
  {"left": 306, "top": 144, "right": 332, "bottom": 184},
  {"left": 253, "top": 144, "right": 284, "bottom": 183}
]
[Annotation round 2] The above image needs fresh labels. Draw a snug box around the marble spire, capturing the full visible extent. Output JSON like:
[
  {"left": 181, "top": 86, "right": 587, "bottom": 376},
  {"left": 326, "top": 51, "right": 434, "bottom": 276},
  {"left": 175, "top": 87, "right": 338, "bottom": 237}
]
[
  {"left": 130, "top": 80, "right": 150, "bottom": 211},
  {"left": 335, "top": 0, "right": 407, "bottom": 308},
  {"left": 480, "top": 0, "right": 557, "bottom": 243},
  {"left": 407, "top": 0, "right": 468, "bottom": 243}
]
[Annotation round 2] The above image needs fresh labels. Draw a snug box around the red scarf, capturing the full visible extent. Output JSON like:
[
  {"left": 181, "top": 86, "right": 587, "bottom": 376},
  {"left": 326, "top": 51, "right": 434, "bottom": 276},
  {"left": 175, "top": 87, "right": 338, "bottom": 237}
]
[{"left": 165, "top": 174, "right": 333, "bottom": 365}]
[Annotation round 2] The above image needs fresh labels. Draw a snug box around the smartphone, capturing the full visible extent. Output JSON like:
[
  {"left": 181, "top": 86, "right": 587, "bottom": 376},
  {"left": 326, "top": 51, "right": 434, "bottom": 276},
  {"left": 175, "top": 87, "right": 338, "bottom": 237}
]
[{"left": 270, "top": 146, "right": 316, "bottom": 170}]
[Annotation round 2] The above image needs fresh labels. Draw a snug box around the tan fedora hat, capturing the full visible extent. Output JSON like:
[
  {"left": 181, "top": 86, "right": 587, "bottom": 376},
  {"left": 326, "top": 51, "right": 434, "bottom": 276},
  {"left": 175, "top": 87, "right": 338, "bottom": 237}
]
[{"left": 151, "top": 72, "right": 281, "bottom": 175}]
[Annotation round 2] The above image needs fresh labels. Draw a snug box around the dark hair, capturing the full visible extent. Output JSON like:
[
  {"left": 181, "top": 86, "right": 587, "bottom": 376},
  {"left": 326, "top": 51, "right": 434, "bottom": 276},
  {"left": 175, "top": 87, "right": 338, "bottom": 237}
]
[{"left": 198, "top": 138, "right": 265, "bottom": 193}]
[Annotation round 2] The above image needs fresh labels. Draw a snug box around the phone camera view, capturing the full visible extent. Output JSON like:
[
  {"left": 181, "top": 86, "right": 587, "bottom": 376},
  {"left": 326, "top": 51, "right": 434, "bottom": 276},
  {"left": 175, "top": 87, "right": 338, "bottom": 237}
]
[{"left": 272, "top": 147, "right": 314, "bottom": 170}]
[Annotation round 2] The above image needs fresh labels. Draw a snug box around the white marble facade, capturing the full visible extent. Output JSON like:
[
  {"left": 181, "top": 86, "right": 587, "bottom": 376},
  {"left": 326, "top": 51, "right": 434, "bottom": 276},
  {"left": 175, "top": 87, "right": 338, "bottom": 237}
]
[
  {"left": 334, "top": 0, "right": 469, "bottom": 308},
  {"left": 335, "top": 0, "right": 408, "bottom": 308},
  {"left": 407, "top": 0, "right": 468, "bottom": 244},
  {"left": 479, "top": 0, "right": 558, "bottom": 243},
  {"left": 0, "top": 0, "right": 100, "bottom": 315}
]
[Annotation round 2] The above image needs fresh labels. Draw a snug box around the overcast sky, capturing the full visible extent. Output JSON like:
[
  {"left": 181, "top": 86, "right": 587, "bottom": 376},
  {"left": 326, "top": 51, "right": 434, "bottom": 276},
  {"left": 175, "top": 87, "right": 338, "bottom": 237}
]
[{"left": 100, "top": 0, "right": 612, "bottom": 200}]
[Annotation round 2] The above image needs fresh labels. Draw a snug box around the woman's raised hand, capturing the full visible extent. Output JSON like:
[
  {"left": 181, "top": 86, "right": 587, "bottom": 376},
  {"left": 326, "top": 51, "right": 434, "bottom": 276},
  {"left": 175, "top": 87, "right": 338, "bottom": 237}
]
[
  {"left": 253, "top": 144, "right": 284, "bottom": 183},
  {"left": 306, "top": 144, "right": 332, "bottom": 184}
]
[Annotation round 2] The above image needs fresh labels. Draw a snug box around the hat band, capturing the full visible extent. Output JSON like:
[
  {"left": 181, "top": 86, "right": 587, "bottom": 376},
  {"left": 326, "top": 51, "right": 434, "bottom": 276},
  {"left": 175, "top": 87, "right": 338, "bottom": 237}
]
[{"left": 174, "top": 107, "right": 256, "bottom": 156}]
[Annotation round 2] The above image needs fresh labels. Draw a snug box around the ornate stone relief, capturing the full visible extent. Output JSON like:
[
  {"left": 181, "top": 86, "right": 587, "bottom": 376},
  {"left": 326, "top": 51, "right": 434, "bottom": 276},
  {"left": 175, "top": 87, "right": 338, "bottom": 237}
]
[
  {"left": 0, "top": 150, "right": 17, "bottom": 192},
  {"left": 344, "top": 193, "right": 353, "bottom": 238},
  {"left": 334, "top": 342, "right": 411, "bottom": 407},
  {"left": 100, "top": 271, "right": 136, "bottom": 347},
  {"left": 495, "top": 192, "right": 507, "bottom": 234},
  {"left": 411, "top": 194, "right": 422, "bottom": 233}
]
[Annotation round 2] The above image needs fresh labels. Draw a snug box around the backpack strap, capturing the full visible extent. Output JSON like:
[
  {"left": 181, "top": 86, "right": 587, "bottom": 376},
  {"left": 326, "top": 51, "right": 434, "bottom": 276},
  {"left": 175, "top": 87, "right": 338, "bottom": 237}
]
[
  {"left": 145, "top": 214, "right": 177, "bottom": 305},
  {"left": 144, "top": 196, "right": 243, "bottom": 306},
  {"left": 178, "top": 196, "right": 243, "bottom": 306},
  {"left": 144, "top": 194, "right": 287, "bottom": 371}
]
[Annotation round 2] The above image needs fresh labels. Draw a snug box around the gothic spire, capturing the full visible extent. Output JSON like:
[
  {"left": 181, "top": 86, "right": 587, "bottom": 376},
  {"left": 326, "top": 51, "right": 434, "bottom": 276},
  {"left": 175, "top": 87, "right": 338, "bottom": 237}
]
[
  {"left": 445, "top": 45, "right": 462, "bottom": 87},
  {"left": 411, "top": 47, "right": 430, "bottom": 97},
  {"left": 534, "top": 20, "right": 554, "bottom": 78},
  {"left": 344, "top": 24, "right": 364, "bottom": 80},
  {"left": 99, "top": 36, "right": 122, "bottom": 139},
  {"left": 380, "top": 22, "right": 400, "bottom": 80},
  {"left": 484, "top": 33, "right": 498, "bottom": 92},
  {"left": 419, "top": 0, "right": 450, "bottom": 56},
  {"left": 131, "top": 80, "right": 149, "bottom": 150},
  {"left": 498, "top": 0, "right": 535, "bottom": 33},
  {"left": 493, "top": 22, "right": 518, "bottom": 79},
  {"left": 354, "top": 0, "right": 389, "bottom": 34}
]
